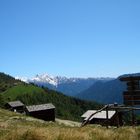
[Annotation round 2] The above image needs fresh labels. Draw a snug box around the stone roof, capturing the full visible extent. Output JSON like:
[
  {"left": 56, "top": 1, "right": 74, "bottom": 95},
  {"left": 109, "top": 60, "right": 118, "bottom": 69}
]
[
  {"left": 26, "top": 103, "right": 55, "bottom": 112},
  {"left": 81, "top": 110, "right": 116, "bottom": 121},
  {"left": 7, "top": 101, "right": 24, "bottom": 107}
]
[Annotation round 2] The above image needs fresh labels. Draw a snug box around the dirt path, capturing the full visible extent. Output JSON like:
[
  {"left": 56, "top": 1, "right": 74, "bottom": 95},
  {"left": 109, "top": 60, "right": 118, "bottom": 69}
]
[{"left": 55, "top": 118, "right": 81, "bottom": 127}]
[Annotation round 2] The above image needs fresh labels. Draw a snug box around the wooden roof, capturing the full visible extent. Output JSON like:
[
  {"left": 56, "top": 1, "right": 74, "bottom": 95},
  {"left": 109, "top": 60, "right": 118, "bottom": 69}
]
[
  {"left": 7, "top": 101, "right": 24, "bottom": 107},
  {"left": 81, "top": 110, "right": 116, "bottom": 121},
  {"left": 26, "top": 103, "right": 55, "bottom": 112},
  {"left": 119, "top": 75, "right": 140, "bottom": 81}
]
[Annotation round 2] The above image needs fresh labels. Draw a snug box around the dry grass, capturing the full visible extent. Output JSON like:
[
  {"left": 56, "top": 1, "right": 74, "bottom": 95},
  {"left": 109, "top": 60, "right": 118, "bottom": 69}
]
[
  {"left": 1, "top": 123, "right": 140, "bottom": 140},
  {"left": 0, "top": 108, "right": 140, "bottom": 140}
]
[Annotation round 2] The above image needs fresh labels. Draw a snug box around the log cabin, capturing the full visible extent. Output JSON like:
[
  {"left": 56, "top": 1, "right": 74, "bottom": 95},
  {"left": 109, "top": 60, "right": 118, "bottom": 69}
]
[
  {"left": 5, "top": 101, "right": 25, "bottom": 113},
  {"left": 25, "top": 103, "right": 55, "bottom": 121},
  {"left": 81, "top": 110, "right": 123, "bottom": 126}
]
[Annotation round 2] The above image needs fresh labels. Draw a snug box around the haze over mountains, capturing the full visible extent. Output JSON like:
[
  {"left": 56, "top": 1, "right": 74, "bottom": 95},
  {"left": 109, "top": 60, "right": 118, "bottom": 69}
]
[
  {"left": 76, "top": 79, "right": 126, "bottom": 104},
  {"left": 17, "top": 73, "right": 114, "bottom": 96}
]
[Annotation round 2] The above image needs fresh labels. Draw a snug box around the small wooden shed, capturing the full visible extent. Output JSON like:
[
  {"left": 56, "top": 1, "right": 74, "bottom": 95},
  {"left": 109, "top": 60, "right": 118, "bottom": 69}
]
[
  {"left": 5, "top": 101, "right": 25, "bottom": 113},
  {"left": 25, "top": 103, "right": 55, "bottom": 121},
  {"left": 81, "top": 110, "right": 123, "bottom": 126}
]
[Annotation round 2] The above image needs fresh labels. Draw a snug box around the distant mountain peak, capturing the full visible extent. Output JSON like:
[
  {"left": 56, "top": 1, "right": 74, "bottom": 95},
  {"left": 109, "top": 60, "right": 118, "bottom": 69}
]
[
  {"left": 15, "top": 73, "right": 114, "bottom": 96},
  {"left": 30, "top": 73, "right": 58, "bottom": 87}
]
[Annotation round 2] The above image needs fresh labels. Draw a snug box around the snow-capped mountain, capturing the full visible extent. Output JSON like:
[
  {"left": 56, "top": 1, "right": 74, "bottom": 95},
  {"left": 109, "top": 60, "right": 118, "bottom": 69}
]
[
  {"left": 27, "top": 74, "right": 91, "bottom": 87},
  {"left": 15, "top": 72, "right": 140, "bottom": 104},
  {"left": 29, "top": 74, "right": 58, "bottom": 87},
  {"left": 16, "top": 73, "right": 114, "bottom": 96}
]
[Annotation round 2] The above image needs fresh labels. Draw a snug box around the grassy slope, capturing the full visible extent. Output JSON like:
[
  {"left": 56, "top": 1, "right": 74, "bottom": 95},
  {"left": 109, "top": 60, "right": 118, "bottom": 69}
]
[
  {"left": 0, "top": 72, "right": 22, "bottom": 92},
  {"left": 0, "top": 108, "right": 140, "bottom": 140},
  {"left": 2, "top": 84, "right": 45, "bottom": 100}
]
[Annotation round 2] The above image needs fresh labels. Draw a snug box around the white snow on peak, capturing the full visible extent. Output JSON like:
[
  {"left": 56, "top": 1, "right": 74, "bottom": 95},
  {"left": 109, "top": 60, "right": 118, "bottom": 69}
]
[
  {"left": 15, "top": 73, "right": 114, "bottom": 87},
  {"left": 30, "top": 73, "right": 58, "bottom": 87}
]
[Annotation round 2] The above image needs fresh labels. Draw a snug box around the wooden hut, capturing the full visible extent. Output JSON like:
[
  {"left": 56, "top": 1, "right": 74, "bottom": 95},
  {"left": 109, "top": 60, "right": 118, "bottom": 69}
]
[
  {"left": 119, "top": 75, "right": 140, "bottom": 106},
  {"left": 5, "top": 101, "right": 25, "bottom": 113},
  {"left": 119, "top": 75, "right": 140, "bottom": 125},
  {"left": 81, "top": 110, "right": 123, "bottom": 126},
  {"left": 25, "top": 103, "right": 55, "bottom": 121}
]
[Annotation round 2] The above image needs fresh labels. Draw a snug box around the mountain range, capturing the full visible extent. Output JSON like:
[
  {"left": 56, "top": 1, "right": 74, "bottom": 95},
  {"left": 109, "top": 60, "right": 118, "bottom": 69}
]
[
  {"left": 76, "top": 79, "right": 126, "bottom": 104},
  {"left": 17, "top": 73, "right": 140, "bottom": 104},
  {"left": 16, "top": 73, "right": 114, "bottom": 96}
]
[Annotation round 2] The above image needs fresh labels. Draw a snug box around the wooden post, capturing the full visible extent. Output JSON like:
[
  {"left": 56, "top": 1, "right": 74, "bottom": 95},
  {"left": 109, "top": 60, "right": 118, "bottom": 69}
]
[
  {"left": 131, "top": 109, "right": 135, "bottom": 126},
  {"left": 130, "top": 79, "right": 135, "bottom": 126},
  {"left": 106, "top": 106, "right": 109, "bottom": 128},
  {"left": 116, "top": 109, "right": 119, "bottom": 128}
]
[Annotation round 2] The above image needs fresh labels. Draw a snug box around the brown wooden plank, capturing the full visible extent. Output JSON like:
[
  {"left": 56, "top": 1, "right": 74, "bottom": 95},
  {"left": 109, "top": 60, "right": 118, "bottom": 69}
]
[
  {"left": 127, "top": 86, "right": 139, "bottom": 91},
  {"left": 124, "top": 95, "right": 140, "bottom": 101},
  {"left": 120, "top": 76, "right": 140, "bottom": 81},
  {"left": 123, "top": 91, "right": 140, "bottom": 96},
  {"left": 124, "top": 100, "right": 140, "bottom": 105},
  {"left": 127, "top": 81, "right": 139, "bottom": 86}
]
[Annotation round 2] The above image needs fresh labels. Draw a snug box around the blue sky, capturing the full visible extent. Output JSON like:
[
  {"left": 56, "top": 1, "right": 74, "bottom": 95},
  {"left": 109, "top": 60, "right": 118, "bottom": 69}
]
[{"left": 0, "top": 0, "right": 140, "bottom": 78}]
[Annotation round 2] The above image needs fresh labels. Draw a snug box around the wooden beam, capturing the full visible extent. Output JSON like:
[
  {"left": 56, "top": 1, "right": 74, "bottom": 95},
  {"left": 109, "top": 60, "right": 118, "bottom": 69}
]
[
  {"left": 124, "top": 91, "right": 140, "bottom": 95},
  {"left": 109, "top": 106, "right": 140, "bottom": 110},
  {"left": 124, "top": 95, "right": 140, "bottom": 101},
  {"left": 127, "top": 81, "right": 139, "bottom": 86},
  {"left": 124, "top": 100, "right": 140, "bottom": 105},
  {"left": 119, "top": 76, "right": 140, "bottom": 81}
]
